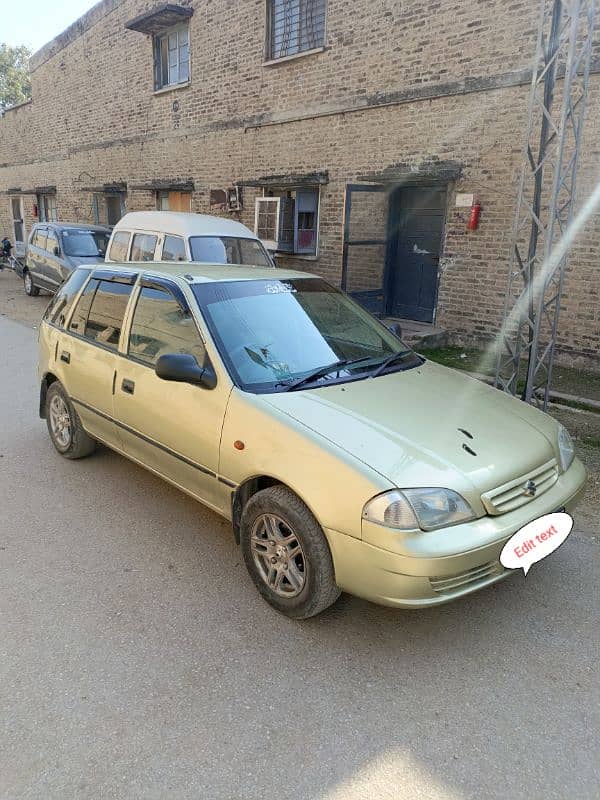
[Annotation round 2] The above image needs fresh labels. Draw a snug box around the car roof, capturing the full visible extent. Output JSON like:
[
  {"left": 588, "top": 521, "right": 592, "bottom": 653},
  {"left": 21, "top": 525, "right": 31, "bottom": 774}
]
[
  {"left": 35, "top": 222, "right": 111, "bottom": 233},
  {"left": 94, "top": 262, "right": 317, "bottom": 284},
  {"left": 112, "top": 211, "right": 259, "bottom": 240}
]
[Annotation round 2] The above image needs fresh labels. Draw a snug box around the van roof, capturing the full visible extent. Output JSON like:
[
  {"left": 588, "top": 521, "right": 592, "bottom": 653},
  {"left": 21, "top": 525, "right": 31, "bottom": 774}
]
[{"left": 112, "top": 211, "right": 259, "bottom": 240}]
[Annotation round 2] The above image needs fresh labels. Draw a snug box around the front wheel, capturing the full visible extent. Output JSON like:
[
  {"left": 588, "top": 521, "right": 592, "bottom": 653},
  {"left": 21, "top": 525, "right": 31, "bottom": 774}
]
[
  {"left": 240, "top": 486, "right": 341, "bottom": 619},
  {"left": 46, "top": 382, "right": 96, "bottom": 459},
  {"left": 24, "top": 270, "right": 40, "bottom": 297}
]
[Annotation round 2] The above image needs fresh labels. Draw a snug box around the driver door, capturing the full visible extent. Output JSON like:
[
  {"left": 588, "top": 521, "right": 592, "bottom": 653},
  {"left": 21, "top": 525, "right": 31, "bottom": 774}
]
[{"left": 113, "top": 277, "right": 230, "bottom": 513}]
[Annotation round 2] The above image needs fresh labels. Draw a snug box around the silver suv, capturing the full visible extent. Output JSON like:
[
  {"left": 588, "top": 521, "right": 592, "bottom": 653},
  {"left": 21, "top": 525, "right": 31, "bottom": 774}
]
[{"left": 20, "top": 222, "right": 111, "bottom": 297}]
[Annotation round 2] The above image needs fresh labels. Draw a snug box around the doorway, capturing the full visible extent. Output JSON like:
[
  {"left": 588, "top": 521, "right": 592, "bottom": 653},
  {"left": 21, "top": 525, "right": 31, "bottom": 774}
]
[
  {"left": 10, "top": 197, "right": 26, "bottom": 257},
  {"left": 387, "top": 185, "right": 446, "bottom": 323},
  {"left": 341, "top": 183, "right": 447, "bottom": 322}
]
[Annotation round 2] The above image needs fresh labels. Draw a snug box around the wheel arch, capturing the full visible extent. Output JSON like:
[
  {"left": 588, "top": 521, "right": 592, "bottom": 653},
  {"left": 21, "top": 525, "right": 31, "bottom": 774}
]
[
  {"left": 39, "top": 372, "right": 59, "bottom": 418},
  {"left": 231, "top": 475, "right": 287, "bottom": 545}
]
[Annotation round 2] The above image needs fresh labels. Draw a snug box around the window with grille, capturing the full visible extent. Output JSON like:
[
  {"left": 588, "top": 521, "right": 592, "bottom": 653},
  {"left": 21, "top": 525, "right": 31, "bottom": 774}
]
[
  {"left": 154, "top": 24, "right": 190, "bottom": 90},
  {"left": 37, "top": 194, "right": 58, "bottom": 222},
  {"left": 255, "top": 189, "right": 319, "bottom": 255},
  {"left": 267, "top": 0, "right": 327, "bottom": 61}
]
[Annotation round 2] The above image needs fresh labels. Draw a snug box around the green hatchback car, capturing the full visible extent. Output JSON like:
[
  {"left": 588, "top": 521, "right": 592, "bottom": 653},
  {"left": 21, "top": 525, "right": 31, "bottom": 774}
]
[{"left": 38, "top": 264, "right": 586, "bottom": 618}]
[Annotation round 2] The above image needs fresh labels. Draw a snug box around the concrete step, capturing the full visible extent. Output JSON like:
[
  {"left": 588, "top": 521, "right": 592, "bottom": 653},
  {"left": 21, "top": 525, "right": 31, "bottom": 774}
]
[{"left": 382, "top": 317, "right": 448, "bottom": 349}]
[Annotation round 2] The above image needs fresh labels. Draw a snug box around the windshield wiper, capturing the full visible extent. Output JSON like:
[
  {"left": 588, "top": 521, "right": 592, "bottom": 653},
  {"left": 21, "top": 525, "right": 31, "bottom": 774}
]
[
  {"left": 279, "top": 356, "right": 375, "bottom": 392},
  {"left": 369, "top": 350, "right": 415, "bottom": 379}
]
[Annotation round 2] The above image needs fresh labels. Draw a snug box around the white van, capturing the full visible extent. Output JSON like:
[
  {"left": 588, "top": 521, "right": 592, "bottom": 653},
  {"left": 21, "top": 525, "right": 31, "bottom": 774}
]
[{"left": 105, "top": 211, "right": 275, "bottom": 267}]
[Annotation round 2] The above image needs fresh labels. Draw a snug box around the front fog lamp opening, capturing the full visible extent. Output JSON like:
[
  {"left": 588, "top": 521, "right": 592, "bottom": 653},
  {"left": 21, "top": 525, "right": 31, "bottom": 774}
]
[{"left": 363, "top": 488, "right": 476, "bottom": 532}]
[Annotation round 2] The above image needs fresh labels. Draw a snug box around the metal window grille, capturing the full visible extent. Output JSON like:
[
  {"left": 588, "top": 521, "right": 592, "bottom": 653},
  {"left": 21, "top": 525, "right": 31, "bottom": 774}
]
[
  {"left": 268, "top": 0, "right": 326, "bottom": 60},
  {"left": 154, "top": 24, "right": 190, "bottom": 89}
]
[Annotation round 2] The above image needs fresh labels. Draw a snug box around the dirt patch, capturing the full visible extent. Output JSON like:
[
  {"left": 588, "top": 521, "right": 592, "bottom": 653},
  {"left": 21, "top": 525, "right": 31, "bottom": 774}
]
[{"left": 0, "top": 269, "right": 50, "bottom": 329}]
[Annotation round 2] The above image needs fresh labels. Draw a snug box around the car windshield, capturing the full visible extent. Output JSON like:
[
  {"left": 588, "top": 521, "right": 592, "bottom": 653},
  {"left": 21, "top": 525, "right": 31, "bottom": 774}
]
[
  {"left": 189, "top": 236, "right": 272, "bottom": 267},
  {"left": 61, "top": 230, "right": 110, "bottom": 257},
  {"left": 192, "top": 278, "right": 421, "bottom": 393}
]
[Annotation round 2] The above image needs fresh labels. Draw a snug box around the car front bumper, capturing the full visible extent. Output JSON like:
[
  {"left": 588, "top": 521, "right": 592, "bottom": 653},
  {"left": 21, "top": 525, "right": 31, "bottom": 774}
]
[{"left": 325, "top": 457, "right": 586, "bottom": 609}]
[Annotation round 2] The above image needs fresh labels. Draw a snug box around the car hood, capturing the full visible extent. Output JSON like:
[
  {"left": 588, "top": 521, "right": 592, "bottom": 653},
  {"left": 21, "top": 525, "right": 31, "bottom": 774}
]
[{"left": 262, "top": 361, "right": 558, "bottom": 495}]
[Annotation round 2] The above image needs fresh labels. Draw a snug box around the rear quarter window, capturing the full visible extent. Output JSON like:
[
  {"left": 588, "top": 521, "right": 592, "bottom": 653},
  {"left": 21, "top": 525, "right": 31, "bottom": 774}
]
[{"left": 43, "top": 269, "right": 92, "bottom": 328}]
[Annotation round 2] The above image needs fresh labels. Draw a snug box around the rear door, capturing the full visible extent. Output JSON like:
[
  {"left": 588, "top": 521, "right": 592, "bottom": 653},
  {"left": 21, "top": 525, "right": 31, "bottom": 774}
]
[
  {"left": 43, "top": 228, "right": 62, "bottom": 291},
  {"left": 113, "top": 276, "right": 230, "bottom": 512},
  {"left": 59, "top": 270, "right": 137, "bottom": 446},
  {"left": 27, "top": 227, "right": 47, "bottom": 286}
]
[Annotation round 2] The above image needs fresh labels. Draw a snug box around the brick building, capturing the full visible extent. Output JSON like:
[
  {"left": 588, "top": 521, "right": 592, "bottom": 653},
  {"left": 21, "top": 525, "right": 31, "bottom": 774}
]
[{"left": 1, "top": 0, "right": 599, "bottom": 367}]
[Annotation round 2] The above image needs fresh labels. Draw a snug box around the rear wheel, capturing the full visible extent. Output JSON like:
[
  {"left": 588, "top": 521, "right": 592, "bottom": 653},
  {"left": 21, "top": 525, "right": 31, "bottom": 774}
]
[
  {"left": 240, "top": 486, "right": 341, "bottom": 619},
  {"left": 46, "top": 382, "right": 96, "bottom": 459},
  {"left": 24, "top": 270, "right": 40, "bottom": 297}
]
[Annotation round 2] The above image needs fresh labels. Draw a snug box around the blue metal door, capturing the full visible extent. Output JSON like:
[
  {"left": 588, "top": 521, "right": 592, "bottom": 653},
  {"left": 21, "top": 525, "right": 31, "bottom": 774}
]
[{"left": 388, "top": 187, "right": 446, "bottom": 322}]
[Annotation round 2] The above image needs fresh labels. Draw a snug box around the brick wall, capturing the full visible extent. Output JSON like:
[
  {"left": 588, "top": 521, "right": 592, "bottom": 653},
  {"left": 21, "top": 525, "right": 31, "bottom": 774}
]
[{"left": 1, "top": 0, "right": 599, "bottom": 368}]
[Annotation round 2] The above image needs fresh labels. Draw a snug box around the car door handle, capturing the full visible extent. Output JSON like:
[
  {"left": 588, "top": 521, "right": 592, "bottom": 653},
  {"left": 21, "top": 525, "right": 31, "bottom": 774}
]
[
  {"left": 60, "top": 351, "right": 70, "bottom": 364},
  {"left": 121, "top": 378, "right": 135, "bottom": 395}
]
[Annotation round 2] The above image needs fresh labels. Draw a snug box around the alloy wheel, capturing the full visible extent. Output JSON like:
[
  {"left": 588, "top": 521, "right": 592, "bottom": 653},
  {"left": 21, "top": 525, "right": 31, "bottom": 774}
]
[
  {"left": 250, "top": 513, "right": 307, "bottom": 597},
  {"left": 49, "top": 394, "right": 72, "bottom": 448}
]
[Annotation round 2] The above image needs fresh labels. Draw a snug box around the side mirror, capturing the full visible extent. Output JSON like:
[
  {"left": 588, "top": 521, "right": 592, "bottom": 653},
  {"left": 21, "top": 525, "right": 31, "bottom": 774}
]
[
  {"left": 155, "top": 353, "right": 217, "bottom": 390},
  {"left": 53, "top": 246, "right": 61, "bottom": 257},
  {"left": 387, "top": 322, "right": 403, "bottom": 339}
]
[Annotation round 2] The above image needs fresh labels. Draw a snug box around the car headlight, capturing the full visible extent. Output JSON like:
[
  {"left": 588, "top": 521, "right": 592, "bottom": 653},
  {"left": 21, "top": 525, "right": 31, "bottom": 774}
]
[
  {"left": 362, "top": 488, "right": 476, "bottom": 532},
  {"left": 558, "top": 424, "right": 575, "bottom": 473}
]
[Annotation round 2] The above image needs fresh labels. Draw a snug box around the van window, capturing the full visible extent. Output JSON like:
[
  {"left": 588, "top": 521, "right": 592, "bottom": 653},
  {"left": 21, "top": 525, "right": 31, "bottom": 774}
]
[
  {"left": 44, "top": 269, "right": 92, "bottom": 328},
  {"left": 189, "top": 236, "right": 271, "bottom": 267},
  {"left": 130, "top": 233, "right": 158, "bottom": 262},
  {"left": 162, "top": 235, "right": 187, "bottom": 262},
  {"left": 109, "top": 231, "right": 131, "bottom": 262},
  {"left": 84, "top": 280, "right": 134, "bottom": 350}
]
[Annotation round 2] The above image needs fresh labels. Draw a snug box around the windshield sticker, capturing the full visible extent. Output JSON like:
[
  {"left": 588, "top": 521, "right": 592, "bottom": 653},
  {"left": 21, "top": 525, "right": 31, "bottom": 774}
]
[
  {"left": 265, "top": 283, "right": 297, "bottom": 294},
  {"left": 500, "top": 512, "right": 574, "bottom": 575}
]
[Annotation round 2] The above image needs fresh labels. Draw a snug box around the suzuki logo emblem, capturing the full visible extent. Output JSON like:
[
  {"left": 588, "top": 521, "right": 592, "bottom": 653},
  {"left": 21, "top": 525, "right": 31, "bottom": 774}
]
[{"left": 524, "top": 480, "right": 537, "bottom": 498}]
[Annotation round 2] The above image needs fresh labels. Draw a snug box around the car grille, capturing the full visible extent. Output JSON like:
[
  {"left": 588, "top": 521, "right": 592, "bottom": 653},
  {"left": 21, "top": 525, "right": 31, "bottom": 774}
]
[
  {"left": 480, "top": 458, "right": 559, "bottom": 516},
  {"left": 430, "top": 560, "right": 506, "bottom": 595}
]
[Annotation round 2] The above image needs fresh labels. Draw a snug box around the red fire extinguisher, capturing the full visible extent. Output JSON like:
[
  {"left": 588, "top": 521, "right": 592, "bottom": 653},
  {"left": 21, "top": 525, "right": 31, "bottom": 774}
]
[{"left": 467, "top": 201, "right": 482, "bottom": 231}]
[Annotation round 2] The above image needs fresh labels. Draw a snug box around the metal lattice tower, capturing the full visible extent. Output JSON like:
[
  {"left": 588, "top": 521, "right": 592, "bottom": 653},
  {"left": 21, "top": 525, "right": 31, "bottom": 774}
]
[{"left": 495, "top": 0, "right": 596, "bottom": 409}]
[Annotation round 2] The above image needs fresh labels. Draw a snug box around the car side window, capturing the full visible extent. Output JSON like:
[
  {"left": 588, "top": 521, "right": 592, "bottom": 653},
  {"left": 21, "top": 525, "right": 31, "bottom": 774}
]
[
  {"left": 130, "top": 233, "right": 158, "bottom": 262},
  {"left": 69, "top": 279, "right": 99, "bottom": 335},
  {"left": 109, "top": 231, "right": 131, "bottom": 262},
  {"left": 46, "top": 229, "right": 59, "bottom": 254},
  {"left": 46, "top": 228, "right": 58, "bottom": 255},
  {"left": 44, "top": 269, "right": 92, "bottom": 328},
  {"left": 162, "top": 235, "right": 187, "bottom": 262},
  {"left": 83, "top": 280, "right": 134, "bottom": 350},
  {"left": 129, "top": 285, "right": 206, "bottom": 366},
  {"left": 34, "top": 228, "right": 47, "bottom": 249}
]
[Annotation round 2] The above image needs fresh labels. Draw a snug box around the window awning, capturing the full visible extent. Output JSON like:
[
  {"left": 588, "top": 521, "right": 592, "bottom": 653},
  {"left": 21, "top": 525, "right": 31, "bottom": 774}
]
[
  {"left": 125, "top": 4, "right": 193, "bottom": 35},
  {"left": 239, "top": 171, "right": 329, "bottom": 188},
  {"left": 129, "top": 180, "right": 194, "bottom": 192},
  {"left": 80, "top": 182, "right": 127, "bottom": 193}
]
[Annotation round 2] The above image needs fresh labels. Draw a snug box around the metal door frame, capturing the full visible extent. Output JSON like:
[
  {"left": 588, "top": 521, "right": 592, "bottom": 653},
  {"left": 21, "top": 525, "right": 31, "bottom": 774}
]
[{"left": 341, "top": 183, "right": 393, "bottom": 315}]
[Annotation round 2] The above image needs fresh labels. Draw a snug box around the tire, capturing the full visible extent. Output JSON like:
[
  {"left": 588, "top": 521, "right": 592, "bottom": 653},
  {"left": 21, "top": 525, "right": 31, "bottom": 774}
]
[
  {"left": 240, "top": 486, "right": 341, "bottom": 619},
  {"left": 24, "top": 269, "right": 40, "bottom": 297},
  {"left": 46, "top": 381, "right": 96, "bottom": 459}
]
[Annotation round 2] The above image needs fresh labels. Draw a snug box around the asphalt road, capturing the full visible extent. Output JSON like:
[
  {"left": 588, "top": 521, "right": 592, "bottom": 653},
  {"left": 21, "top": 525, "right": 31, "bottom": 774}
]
[{"left": 1, "top": 290, "right": 599, "bottom": 799}]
